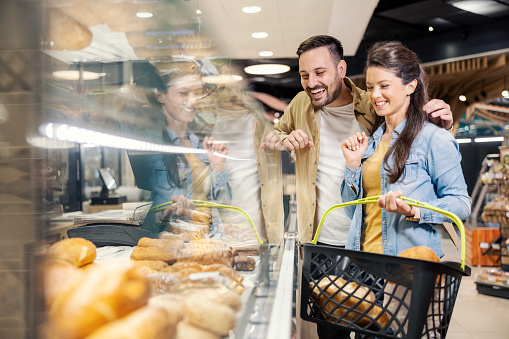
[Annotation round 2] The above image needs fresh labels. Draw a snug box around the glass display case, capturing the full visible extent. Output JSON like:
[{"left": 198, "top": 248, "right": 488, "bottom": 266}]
[{"left": 0, "top": 1, "right": 297, "bottom": 338}]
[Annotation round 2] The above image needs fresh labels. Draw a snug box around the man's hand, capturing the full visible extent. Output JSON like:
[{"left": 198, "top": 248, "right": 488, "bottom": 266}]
[
  {"left": 341, "top": 132, "right": 368, "bottom": 169},
  {"left": 282, "top": 129, "right": 314, "bottom": 151},
  {"left": 260, "top": 130, "right": 285, "bottom": 150},
  {"left": 203, "top": 136, "right": 228, "bottom": 173},
  {"left": 423, "top": 99, "right": 453, "bottom": 130}
]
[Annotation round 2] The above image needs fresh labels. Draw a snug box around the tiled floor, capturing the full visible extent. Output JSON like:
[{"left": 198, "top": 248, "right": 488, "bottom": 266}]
[{"left": 441, "top": 235, "right": 509, "bottom": 339}]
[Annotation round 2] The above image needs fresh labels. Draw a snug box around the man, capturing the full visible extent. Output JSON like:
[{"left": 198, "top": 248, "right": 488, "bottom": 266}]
[{"left": 260, "top": 35, "right": 453, "bottom": 339}]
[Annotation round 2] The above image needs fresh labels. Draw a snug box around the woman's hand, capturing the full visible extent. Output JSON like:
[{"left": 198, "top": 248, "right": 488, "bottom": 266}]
[
  {"left": 156, "top": 195, "right": 196, "bottom": 223},
  {"left": 203, "top": 136, "right": 228, "bottom": 173},
  {"left": 341, "top": 132, "right": 368, "bottom": 169},
  {"left": 377, "top": 191, "right": 414, "bottom": 217}
]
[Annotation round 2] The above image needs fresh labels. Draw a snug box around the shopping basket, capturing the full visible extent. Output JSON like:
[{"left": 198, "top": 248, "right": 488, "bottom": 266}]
[{"left": 300, "top": 196, "right": 471, "bottom": 339}]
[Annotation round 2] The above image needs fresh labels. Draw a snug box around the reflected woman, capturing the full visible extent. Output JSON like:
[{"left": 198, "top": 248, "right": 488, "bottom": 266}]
[{"left": 135, "top": 63, "right": 232, "bottom": 235}]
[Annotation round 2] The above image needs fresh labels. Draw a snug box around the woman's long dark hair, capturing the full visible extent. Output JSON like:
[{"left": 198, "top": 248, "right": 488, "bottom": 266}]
[{"left": 365, "top": 41, "right": 429, "bottom": 183}]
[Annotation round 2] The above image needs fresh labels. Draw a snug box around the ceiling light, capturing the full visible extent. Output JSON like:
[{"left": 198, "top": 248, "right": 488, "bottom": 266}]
[
  {"left": 259, "top": 51, "right": 273, "bottom": 57},
  {"left": 428, "top": 26, "right": 434, "bottom": 31},
  {"left": 474, "top": 136, "right": 504, "bottom": 143},
  {"left": 52, "top": 70, "right": 105, "bottom": 80},
  {"left": 450, "top": 0, "right": 507, "bottom": 16},
  {"left": 251, "top": 32, "right": 268, "bottom": 39},
  {"left": 503, "top": 76, "right": 509, "bottom": 97},
  {"left": 244, "top": 64, "right": 290, "bottom": 75},
  {"left": 242, "top": 6, "right": 261, "bottom": 14},
  {"left": 459, "top": 95, "right": 467, "bottom": 101},
  {"left": 196, "top": 9, "right": 202, "bottom": 14},
  {"left": 202, "top": 74, "right": 243, "bottom": 85},
  {"left": 136, "top": 12, "right": 153, "bottom": 18},
  {"left": 456, "top": 138, "right": 472, "bottom": 144}
]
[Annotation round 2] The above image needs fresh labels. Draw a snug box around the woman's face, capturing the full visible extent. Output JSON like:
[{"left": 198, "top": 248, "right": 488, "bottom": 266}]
[
  {"left": 157, "top": 74, "right": 207, "bottom": 124},
  {"left": 365, "top": 66, "right": 415, "bottom": 122}
]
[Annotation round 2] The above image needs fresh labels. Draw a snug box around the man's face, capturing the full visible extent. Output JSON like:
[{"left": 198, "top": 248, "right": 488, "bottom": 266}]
[{"left": 299, "top": 46, "right": 343, "bottom": 107}]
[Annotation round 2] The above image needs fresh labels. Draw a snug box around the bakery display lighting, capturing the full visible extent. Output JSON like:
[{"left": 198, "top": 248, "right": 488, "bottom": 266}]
[
  {"left": 39, "top": 123, "right": 250, "bottom": 161},
  {"left": 244, "top": 64, "right": 290, "bottom": 75},
  {"left": 242, "top": 6, "right": 261, "bottom": 14},
  {"left": 251, "top": 32, "right": 268, "bottom": 39}
]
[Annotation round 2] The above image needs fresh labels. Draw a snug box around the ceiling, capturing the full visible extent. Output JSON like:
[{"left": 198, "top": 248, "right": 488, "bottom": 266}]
[{"left": 43, "top": 0, "right": 509, "bottom": 131}]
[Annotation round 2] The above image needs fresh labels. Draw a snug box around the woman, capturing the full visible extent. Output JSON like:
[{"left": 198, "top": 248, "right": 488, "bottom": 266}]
[
  {"left": 135, "top": 64, "right": 232, "bottom": 235},
  {"left": 340, "top": 41, "right": 471, "bottom": 258}
]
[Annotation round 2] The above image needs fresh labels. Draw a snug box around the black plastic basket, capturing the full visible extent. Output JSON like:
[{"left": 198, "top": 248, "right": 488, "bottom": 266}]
[{"left": 300, "top": 196, "right": 471, "bottom": 339}]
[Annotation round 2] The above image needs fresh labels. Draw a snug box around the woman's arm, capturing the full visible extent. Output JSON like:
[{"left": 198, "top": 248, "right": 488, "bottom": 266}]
[{"left": 421, "top": 129, "right": 471, "bottom": 223}]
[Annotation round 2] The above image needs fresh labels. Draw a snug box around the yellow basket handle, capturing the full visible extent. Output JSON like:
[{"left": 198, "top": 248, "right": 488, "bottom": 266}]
[
  {"left": 149, "top": 200, "right": 264, "bottom": 245},
  {"left": 313, "top": 196, "right": 467, "bottom": 270}
]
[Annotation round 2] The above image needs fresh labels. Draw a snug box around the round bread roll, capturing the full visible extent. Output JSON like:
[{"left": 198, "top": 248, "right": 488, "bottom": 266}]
[
  {"left": 46, "top": 238, "right": 96, "bottom": 267},
  {"left": 47, "top": 262, "right": 150, "bottom": 339},
  {"left": 176, "top": 322, "right": 219, "bottom": 339},
  {"left": 397, "top": 246, "right": 440, "bottom": 262},
  {"left": 184, "top": 296, "right": 236, "bottom": 336},
  {"left": 85, "top": 306, "right": 176, "bottom": 339}
]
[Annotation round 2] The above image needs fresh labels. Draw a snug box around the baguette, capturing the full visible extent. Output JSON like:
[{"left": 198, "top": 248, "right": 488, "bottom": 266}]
[{"left": 310, "top": 276, "right": 388, "bottom": 330}]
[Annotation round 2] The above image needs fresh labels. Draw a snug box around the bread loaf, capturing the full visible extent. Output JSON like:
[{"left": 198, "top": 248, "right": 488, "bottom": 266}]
[
  {"left": 44, "top": 260, "right": 84, "bottom": 309},
  {"left": 177, "top": 239, "right": 233, "bottom": 266},
  {"left": 85, "top": 306, "right": 176, "bottom": 339},
  {"left": 397, "top": 246, "right": 440, "bottom": 262},
  {"left": 310, "top": 276, "right": 389, "bottom": 330},
  {"left": 46, "top": 238, "right": 96, "bottom": 267},
  {"left": 47, "top": 262, "right": 151, "bottom": 339},
  {"left": 131, "top": 246, "right": 178, "bottom": 264},
  {"left": 158, "top": 231, "right": 203, "bottom": 242},
  {"left": 47, "top": 8, "right": 93, "bottom": 51},
  {"left": 137, "top": 237, "right": 184, "bottom": 254},
  {"left": 176, "top": 322, "right": 220, "bottom": 339},
  {"left": 184, "top": 295, "right": 236, "bottom": 336}
]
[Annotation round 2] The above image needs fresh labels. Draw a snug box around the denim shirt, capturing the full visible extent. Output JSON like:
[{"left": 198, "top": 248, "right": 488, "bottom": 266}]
[
  {"left": 147, "top": 127, "right": 231, "bottom": 208},
  {"left": 340, "top": 120, "right": 471, "bottom": 258}
]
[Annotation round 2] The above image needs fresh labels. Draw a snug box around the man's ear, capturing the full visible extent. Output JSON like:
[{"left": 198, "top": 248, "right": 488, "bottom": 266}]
[
  {"left": 407, "top": 79, "right": 418, "bottom": 95},
  {"left": 337, "top": 59, "right": 347, "bottom": 77}
]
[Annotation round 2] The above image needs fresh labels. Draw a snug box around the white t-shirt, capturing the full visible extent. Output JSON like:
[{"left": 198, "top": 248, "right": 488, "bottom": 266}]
[{"left": 316, "top": 103, "right": 363, "bottom": 246}]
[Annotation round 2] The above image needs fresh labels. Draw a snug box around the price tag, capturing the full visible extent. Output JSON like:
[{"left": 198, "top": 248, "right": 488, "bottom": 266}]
[{"left": 480, "top": 242, "right": 489, "bottom": 249}]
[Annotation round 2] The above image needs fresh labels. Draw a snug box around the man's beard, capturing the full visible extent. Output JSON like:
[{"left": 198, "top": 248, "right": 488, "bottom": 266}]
[{"left": 307, "top": 72, "right": 342, "bottom": 108}]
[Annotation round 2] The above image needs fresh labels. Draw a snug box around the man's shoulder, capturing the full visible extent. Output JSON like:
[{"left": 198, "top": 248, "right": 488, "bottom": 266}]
[{"left": 286, "top": 91, "right": 313, "bottom": 113}]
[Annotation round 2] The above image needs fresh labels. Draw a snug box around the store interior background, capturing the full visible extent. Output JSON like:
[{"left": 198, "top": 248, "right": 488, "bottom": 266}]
[{"left": 1, "top": 0, "right": 509, "bottom": 338}]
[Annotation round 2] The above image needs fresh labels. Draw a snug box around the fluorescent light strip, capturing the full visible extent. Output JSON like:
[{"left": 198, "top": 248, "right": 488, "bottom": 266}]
[
  {"left": 39, "top": 123, "right": 251, "bottom": 161},
  {"left": 474, "top": 136, "right": 504, "bottom": 143},
  {"left": 456, "top": 138, "right": 472, "bottom": 144}
]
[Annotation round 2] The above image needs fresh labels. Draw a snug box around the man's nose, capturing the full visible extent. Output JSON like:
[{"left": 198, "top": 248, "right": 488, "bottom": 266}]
[{"left": 307, "top": 74, "right": 319, "bottom": 88}]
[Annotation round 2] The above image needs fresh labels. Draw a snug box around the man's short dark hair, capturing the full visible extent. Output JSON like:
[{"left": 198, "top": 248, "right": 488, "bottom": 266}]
[{"left": 296, "top": 35, "right": 344, "bottom": 66}]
